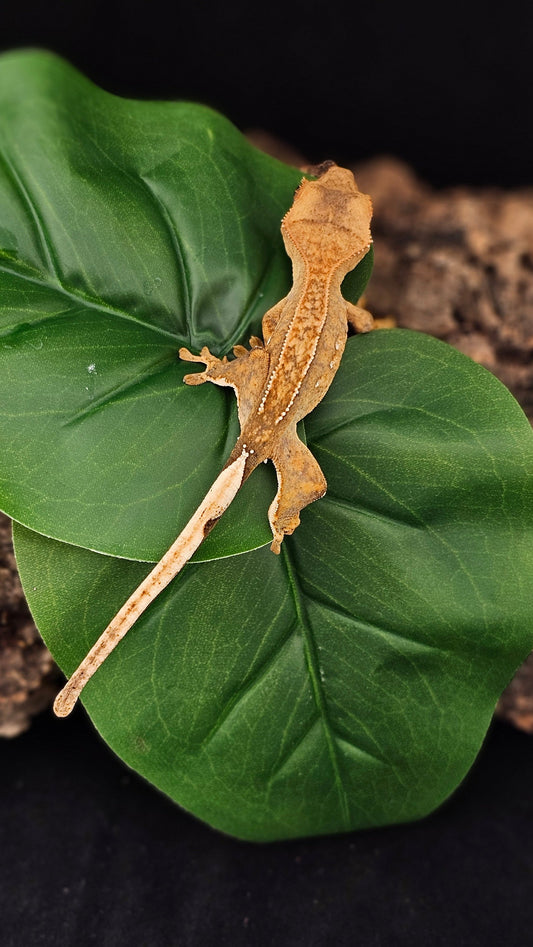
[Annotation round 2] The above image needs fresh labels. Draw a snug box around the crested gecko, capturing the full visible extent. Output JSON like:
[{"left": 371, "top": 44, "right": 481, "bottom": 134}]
[{"left": 54, "top": 162, "right": 373, "bottom": 717}]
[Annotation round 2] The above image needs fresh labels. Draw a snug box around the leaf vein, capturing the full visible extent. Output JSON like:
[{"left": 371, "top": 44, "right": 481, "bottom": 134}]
[
  {"left": 196, "top": 623, "right": 299, "bottom": 751},
  {"left": 282, "top": 542, "right": 351, "bottom": 830}
]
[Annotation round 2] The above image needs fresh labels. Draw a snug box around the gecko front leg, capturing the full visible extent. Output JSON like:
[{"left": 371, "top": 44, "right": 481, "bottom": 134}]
[
  {"left": 346, "top": 300, "right": 374, "bottom": 334},
  {"left": 180, "top": 342, "right": 270, "bottom": 432},
  {"left": 179, "top": 345, "right": 230, "bottom": 385}
]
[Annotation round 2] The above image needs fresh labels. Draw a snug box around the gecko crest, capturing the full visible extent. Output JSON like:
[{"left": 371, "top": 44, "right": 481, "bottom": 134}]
[{"left": 53, "top": 163, "right": 373, "bottom": 715}]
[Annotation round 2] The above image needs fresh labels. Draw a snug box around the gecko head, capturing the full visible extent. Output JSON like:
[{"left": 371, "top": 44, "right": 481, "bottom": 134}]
[{"left": 282, "top": 164, "right": 373, "bottom": 272}]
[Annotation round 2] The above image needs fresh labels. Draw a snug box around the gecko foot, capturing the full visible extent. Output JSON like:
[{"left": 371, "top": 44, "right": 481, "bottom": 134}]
[
  {"left": 179, "top": 345, "right": 227, "bottom": 385},
  {"left": 232, "top": 344, "right": 248, "bottom": 358},
  {"left": 270, "top": 515, "right": 300, "bottom": 554},
  {"left": 179, "top": 345, "right": 222, "bottom": 368}
]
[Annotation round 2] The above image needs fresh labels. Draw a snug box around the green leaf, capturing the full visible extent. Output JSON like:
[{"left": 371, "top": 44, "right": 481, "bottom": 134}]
[
  {"left": 0, "top": 49, "right": 372, "bottom": 561},
  {"left": 14, "top": 331, "right": 533, "bottom": 841}
]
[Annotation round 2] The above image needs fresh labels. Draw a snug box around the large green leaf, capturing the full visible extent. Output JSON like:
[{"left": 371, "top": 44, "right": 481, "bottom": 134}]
[
  {"left": 14, "top": 331, "right": 533, "bottom": 841},
  {"left": 0, "top": 49, "right": 372, "bottom": 561}
]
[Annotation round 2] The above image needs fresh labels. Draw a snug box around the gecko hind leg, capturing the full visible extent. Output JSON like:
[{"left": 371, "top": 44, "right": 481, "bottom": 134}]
[{"left": 268, "top": 429, "right": 327, "bottom": 554}]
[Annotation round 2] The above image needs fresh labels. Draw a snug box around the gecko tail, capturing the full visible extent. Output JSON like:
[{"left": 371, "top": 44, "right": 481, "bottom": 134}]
[{"left": 53, "top": 449, "right": 249, "bottom": 717}]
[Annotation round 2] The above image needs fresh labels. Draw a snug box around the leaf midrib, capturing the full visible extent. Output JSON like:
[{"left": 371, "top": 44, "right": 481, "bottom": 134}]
[
  {"left": 0, "top": 145, "right": 181, "bottom": 343},
  {"left": 281, "top": 542, "right": 351, "bottom": 829},
  {"left": 0, "top": 260, "right": 182, "bottom": 342}
]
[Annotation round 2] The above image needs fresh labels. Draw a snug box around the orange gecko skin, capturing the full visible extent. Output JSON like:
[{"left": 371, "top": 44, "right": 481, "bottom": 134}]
[
  {"left": 54, "top": 163, "right": 373, "bottom": 716},
  {"left": 180, "top": 163, "right": 373, "bottom": 552}
]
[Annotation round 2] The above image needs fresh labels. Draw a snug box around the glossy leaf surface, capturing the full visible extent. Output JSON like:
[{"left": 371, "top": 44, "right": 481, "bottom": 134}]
[
  {"left": 0, "top": 50, "right": 371, "bottom": 561},
  {"left": 15, "top": 331, "right": 533, "bottom": 841}
]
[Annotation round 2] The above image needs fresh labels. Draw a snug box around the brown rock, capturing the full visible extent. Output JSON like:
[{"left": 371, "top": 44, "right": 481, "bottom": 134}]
[
  {"left": 353, "top": 156, "right": 533, "bottom": 420},
  {"left": 497, "top": 654, "right": 533, "bottom": 732},
  {"left": 0, "top": 513, "right": 60, "bottom": 737}
]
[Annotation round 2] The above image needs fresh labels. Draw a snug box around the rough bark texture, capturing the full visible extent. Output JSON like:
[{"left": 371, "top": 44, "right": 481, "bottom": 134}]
[
  {"left": 2, "top": 146, "right": 533, "bottom": 735},
  {"left": 0, "top": 513, "right": 60, "bottom": 737},
  {"left": 353, "top": 156, "right": 533, "bottom": 422}
]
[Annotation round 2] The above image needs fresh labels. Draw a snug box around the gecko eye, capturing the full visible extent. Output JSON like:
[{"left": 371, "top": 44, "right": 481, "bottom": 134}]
[{"left": 313, "top": 159, "right": 336, "bottom": 178}]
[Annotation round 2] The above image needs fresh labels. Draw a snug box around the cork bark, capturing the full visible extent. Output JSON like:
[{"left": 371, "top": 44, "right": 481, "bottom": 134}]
[
  {"left": 2, "top": 147, "right": 533, "bottom": 735},
  {"left": 0, "top": 513, "right": 60, "bottom": 737},
  {"left": 353, "top": 156, "right": 533, "bottom": 423}
]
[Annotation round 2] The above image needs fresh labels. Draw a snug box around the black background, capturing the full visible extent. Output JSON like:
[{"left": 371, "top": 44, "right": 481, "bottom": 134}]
[
  {"left": 3, "top": 712, "right": 533, "bottom": 946},
  {"left": 2, "top": 3, "right": 533, "bottom": 945},
  {"left": 3, "top": 0, "right": 533, "bottom": 187}
]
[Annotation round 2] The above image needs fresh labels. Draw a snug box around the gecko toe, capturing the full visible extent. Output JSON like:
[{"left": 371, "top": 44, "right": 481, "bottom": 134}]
[
  {"left": 233, "top": 344, "right": 248, "bottom": 358},
  {"left": 183, "top": 371, "right": 207, "bottom": 386}
]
